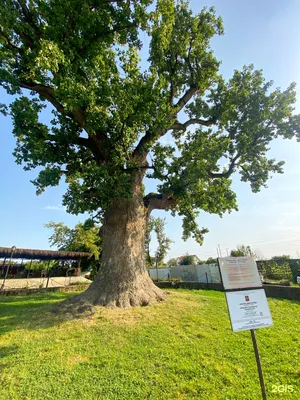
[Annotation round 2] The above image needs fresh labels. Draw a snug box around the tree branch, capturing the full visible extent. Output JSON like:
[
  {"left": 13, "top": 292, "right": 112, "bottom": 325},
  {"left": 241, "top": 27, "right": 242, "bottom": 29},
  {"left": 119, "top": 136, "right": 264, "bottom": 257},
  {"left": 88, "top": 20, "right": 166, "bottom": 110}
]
[
  {"left": 0, "top": 30, "right": 21, "bottom": 53},
  {"left": 102, "top": 0, "right": 126, "bottom": 3},
  {"left": 240, "top": 165, "right": 253, "bottom": 181},
  {"left": 184, "top": 30, "right": 196, "bottom": 79},
  {"left": 143, "top": 192, "right": 176, "bottom": 212},
  {"left": 175, "top": 84, "right": 198, "bottom": 110},
  {"left": 170, "top": 118, "right": 214, "bottom": 131},
  {"left": 19, "top": 81, "right": 86, "bottom": 127},
  {"left": 44, "top": 133, "right": 92, "bottom": 149},
  {"left": 167, "top": 54, "right": 179, "bottom": 105},
  {"left": 19, "top": 82, "right": 109, "bottom": 162},
  {"left": 132, "top": 129, "right": 155, "bottom": 160},
  {"left": 20, "top": 82, "right": 64, "bottom": 111},
  {"left": 208, "top": 153, "right": 240, "bottom": 178},
  {"left": 133, "top": 85, "right": 199, "bottom": 158},
  {"left": 17, "top": 0, "right": 35, "bottom": 24},
  {"left": 16, "top": 0, "right": 41, "bottom": 45},
  {"left": 123, "top": 165, "right": 155, "bottom": 172}
]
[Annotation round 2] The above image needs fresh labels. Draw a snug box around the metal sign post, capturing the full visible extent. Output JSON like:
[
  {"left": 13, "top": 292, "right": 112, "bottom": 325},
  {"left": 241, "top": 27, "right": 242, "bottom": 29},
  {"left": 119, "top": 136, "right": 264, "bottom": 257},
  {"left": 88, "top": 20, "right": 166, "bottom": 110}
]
[
  {"left": 218, "top": 256, "right": 273, "bottom": 400},
  {"left": 251, "top": 329, "right": 267, "bottom": 400}
]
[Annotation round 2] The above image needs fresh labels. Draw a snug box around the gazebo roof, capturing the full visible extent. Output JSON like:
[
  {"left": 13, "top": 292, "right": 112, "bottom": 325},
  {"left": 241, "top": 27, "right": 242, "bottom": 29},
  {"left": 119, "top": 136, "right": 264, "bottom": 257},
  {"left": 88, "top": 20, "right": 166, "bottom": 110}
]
[{"left": 0, "top": 247, "right": 93, "bottom": 261}]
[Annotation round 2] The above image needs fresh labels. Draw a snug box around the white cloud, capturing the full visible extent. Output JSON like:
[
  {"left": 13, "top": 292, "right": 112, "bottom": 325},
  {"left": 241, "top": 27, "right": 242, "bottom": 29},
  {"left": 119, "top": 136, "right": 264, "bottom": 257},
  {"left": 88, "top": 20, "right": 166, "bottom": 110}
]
[{"left": 43, "top": 205, "right": 66, "bottom": 211}]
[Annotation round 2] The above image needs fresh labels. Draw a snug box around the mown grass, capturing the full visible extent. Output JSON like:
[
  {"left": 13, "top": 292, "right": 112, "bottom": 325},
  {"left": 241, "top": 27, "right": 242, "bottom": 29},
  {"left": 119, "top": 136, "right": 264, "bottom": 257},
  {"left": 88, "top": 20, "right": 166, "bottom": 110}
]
[{"left": 0, "top": 290, "right": 299, "bottom": 400}]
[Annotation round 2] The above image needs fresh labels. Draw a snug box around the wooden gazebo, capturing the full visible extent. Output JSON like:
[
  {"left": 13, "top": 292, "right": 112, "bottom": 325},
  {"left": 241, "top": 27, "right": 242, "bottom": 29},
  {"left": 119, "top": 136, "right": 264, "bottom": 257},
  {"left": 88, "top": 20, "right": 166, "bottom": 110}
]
[{"left": 0, "top": 247, "right": 94, "bottom": 285}]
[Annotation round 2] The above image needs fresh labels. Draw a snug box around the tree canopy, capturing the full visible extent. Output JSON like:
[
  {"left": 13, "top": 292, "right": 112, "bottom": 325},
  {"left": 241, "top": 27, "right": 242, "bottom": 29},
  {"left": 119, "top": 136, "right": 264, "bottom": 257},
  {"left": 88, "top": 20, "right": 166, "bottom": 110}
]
[{"left": 1, "top": 0, "right": 300, "bottom": 244}]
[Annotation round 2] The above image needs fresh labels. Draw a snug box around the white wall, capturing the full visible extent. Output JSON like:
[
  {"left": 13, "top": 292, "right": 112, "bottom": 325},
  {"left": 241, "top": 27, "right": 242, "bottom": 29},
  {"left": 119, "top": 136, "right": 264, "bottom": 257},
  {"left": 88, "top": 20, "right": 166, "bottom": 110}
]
[
  {"left": 209, "top": 264, "right": 221, "bottom": 283},
  {"left": 148, "top": 268, "right": 170, "bottom": 280},
  {"left": 170, "top": 264, "right": 197, "bottom": 281},
  {"left": 195, "top": 264, "right": 211, "bottom": 282},
  {"left": 148, "top": 264, "right": 221, "bottom": 282}
]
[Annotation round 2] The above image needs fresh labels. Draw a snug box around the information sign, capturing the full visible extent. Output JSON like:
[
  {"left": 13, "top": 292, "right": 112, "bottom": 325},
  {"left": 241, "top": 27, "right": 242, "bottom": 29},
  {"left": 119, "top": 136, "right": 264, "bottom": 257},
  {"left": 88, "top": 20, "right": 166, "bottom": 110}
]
[
  {"left": 225, "top": 289, "right": 273, "bottom": 332},
  {"left": 218, "top": 257, "right": 262, "bottom": 290}
]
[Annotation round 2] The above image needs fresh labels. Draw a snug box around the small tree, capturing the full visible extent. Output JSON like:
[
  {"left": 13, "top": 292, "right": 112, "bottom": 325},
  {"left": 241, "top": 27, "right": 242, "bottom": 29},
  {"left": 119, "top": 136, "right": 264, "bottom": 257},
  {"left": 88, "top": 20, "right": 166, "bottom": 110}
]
[
  {"left": 45, "top": 219, "right": 101, "bottom": 277},
  {"left": 179, "top": 254, "right": 199, "bottom": 265},
  {"left": 145, "top": 216, "right": 172, "bottom": 268},
  {"left": 167, "top": 258, "right": 177, "bottom": 267},
  {"left": 230, "top": 245, "right": 261, "bottom": 259},
  {"left": 230, "top": 245, "right": 251, "bottom": 257},
  {"left": 204, "top": 257, "right": 217, "bottom": 264}
]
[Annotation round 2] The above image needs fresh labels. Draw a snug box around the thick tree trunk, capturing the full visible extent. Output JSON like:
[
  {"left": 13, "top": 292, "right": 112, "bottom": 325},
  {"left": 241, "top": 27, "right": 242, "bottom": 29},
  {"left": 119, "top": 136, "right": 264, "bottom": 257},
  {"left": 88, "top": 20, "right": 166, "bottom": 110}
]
[{"left": 68, "top": 188, "right": 166, "bottom": 309}]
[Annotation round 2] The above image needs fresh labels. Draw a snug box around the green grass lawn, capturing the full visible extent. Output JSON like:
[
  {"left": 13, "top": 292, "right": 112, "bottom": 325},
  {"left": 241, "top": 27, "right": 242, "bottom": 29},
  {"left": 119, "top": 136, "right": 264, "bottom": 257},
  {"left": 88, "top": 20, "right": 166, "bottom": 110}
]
[{"left": 0, "top": 290, "right": 299, "bottom": 400}]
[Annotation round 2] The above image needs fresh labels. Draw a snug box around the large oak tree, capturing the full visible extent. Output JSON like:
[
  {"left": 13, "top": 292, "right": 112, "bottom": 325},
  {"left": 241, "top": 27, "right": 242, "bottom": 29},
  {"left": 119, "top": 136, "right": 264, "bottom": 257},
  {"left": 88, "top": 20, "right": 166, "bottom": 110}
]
[{"left": 1, "top": 0, "right": 300, "bottom": 308}]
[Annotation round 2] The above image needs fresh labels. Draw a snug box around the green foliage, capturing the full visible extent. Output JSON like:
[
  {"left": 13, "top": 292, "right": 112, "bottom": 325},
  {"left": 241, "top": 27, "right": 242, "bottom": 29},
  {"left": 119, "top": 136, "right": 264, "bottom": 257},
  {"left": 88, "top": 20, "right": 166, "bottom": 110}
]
[
  {"left": 167, "top": 255, "right": 217, "bottom": 266},
  {"left": 271, "top": 254, "right": 291, "bottom": 261},
  {"left": 167, "top": 257, "right": 177, "bottom": 266},
  {"left": 45, "top": 220, "right": 101, "bottom": 258},
  {"left": 258, "top": 260, "right": 293, "bottom": 281},
  {"left": 178, "top": 253, "right": 199, "bottom": 265},
  {"left": 230, "top": 245, "right": 263, "bottom": 260},
  {"left": 288, "top": 259, "right": 300, "bottom": 281},
  {"left": 230, "top": 245, "right": 251, "bottom": 257},
  {"left": 0, "top": 291, "right": 299, "bottom": 399},
  {"left": 24, "top": 260, "right": 56, "bottom": 271},
  {"left": 263, "top": 256, "right": 300, "bottom": 283},
  {"left": 145, "top": 216, "right": 173, "bottom": 268},
  {"left": 1, "top": 1, "right": 300, "bottom": 245},
  {"left": 204, "top": 257, "right": 217, "bottom": 264},
  {"left": 1, "top": 260, "right": 16, "bottom": 266},
  {"left": 45, "top": 219, "right": 101, "bottom": 272}
]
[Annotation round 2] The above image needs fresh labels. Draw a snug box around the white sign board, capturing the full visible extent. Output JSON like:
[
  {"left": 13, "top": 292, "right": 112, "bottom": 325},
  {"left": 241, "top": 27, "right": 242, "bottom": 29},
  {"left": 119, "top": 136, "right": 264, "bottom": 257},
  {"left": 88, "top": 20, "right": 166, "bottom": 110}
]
[
  {"left": 218, "top": 257, "right": 262, "bottom": 290},
  {"left": 297, "top": 276, "right": 300, "bottom": 285},
  {"left": 226, "top": 289, "right": 273, "bottom": 332}
]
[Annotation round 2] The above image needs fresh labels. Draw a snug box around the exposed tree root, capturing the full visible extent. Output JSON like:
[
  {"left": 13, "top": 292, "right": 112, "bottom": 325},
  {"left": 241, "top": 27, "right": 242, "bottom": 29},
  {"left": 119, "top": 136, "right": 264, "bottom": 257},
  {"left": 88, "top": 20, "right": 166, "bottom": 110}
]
[{"left": 52, "top": 278, "right": 167, "bottom": 317}]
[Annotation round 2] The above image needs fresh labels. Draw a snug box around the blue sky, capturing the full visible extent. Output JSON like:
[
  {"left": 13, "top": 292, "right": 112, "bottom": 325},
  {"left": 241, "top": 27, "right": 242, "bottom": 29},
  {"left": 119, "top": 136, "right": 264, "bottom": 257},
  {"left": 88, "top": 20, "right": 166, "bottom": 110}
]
[{"left": 1, "top": 0, "right": 300, "bottom": 260}]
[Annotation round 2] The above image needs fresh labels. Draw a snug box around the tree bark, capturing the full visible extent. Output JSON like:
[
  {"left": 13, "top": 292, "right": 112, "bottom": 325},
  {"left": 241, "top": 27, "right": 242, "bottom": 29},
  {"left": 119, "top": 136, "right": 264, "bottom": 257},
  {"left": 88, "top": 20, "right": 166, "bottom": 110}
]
[{"left": 67, "top": 184, "right": 166, "bottom": 309}]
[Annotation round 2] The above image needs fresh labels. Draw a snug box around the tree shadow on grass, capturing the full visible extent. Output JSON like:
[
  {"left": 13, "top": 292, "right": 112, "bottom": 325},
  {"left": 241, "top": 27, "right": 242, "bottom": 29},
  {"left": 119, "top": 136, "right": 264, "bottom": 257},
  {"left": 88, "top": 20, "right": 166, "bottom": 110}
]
[
  {"left": 0, "top": 344, "right": 19, "bottom": 359},
  {"left": 0, "top": 291, "right": 70, "bottom": 304},
  {"left": 0, "top": 291, "right": 90, "bottom": 337}
]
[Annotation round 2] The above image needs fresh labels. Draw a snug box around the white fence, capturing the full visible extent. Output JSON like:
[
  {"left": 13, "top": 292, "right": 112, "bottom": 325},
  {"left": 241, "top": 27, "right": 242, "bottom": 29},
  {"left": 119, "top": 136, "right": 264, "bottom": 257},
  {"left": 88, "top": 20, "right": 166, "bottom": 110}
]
[
  {"left": 148, "top": 264, "right": 221, "bottom": 283},
  {"left": 148, "top": 268, "right": 170, "bottom": 280}
]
